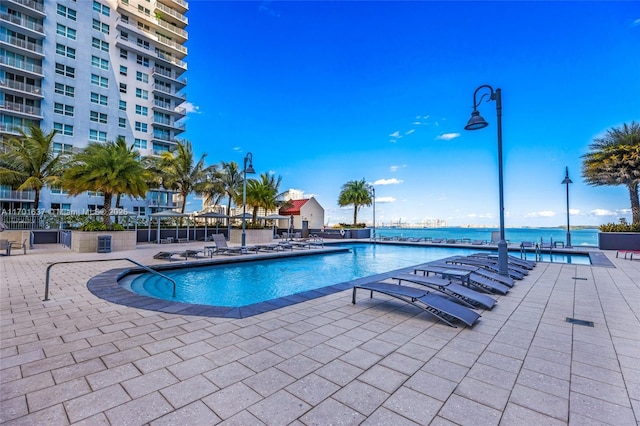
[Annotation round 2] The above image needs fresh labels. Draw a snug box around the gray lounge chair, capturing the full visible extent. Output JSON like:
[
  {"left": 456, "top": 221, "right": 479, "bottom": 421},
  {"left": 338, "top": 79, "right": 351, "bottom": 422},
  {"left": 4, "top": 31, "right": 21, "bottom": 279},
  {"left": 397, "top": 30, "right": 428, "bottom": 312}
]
[
  {"left": 153, "top": 251, "right": 185, "bottom": 261},
  {"left": 211, "top": 234, "right": 249, "bottom": 255},
  {"left": 445, "top": 257, "right": 526, "bottom": 280},
  {"left": 352, "top": 281, "right": 480, "bottom": 327},
  {"left": 471, "top": 252, "right": 536, "bottom": 269},
  {"left": 430, "top": 261, "right": 515, "bottom": 287},
  {"left": 393, "top": 273, "right": 497, "bottom": 310}
]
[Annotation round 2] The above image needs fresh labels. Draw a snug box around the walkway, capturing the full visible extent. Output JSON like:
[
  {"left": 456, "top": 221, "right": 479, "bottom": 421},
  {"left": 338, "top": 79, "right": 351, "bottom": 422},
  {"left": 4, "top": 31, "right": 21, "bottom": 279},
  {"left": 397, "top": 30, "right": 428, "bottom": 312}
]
[{"left": 1, "top": 242, "right": 639, "bottom": 425}]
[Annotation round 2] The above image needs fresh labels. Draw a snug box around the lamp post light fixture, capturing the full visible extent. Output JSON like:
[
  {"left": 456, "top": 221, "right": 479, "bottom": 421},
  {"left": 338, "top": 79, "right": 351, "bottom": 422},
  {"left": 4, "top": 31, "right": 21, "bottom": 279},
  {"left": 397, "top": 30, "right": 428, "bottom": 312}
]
[
  {"left": 464, "top": 84, "right": 509, "bottom": 277},
  {"left": 561, "top": 166, "right": 573, "bottom": 248},
  {"left": 241, "top": 152, "right": 255, "bottom": 248}
]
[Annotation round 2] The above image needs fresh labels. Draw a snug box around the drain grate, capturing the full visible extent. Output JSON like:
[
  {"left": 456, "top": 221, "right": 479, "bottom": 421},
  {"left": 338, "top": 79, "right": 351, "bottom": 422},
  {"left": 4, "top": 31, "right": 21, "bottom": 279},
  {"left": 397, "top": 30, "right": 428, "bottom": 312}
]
[
  {"left": 572, "top": 277, "right": 588, "bottom": 280},
  {"left": 566, "top": 317, "right": 594, "bottom": 327}
]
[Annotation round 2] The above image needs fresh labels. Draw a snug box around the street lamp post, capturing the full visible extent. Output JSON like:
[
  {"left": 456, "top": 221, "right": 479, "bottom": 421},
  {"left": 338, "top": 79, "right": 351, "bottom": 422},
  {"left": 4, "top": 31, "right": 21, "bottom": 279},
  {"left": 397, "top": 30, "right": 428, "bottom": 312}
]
[
  {"left": 465, "top": 85, "right": 508, "bottom": 277},
  {"left": 561, "top": 167, "right": 573, "bottom": 248},
  {"left": 241, "top": 152, "right": 255, "bottom": 248},
  {"left": 371, "top": 186, "right": 376, "bottom": 242}
]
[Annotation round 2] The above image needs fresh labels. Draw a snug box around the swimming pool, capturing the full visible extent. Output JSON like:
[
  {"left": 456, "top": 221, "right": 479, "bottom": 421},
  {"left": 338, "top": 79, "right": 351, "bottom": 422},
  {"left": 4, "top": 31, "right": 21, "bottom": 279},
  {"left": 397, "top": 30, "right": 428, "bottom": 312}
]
[{"left": 120, "top": 243, "right": 590, "bottom": 307}]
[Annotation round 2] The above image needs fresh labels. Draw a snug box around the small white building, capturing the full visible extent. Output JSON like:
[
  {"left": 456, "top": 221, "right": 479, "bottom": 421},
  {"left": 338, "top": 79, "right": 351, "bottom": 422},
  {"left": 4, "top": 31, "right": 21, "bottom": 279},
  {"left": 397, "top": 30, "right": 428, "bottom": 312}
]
[{"left": 279, "top": 197, "right": 324, "bottom": 231}]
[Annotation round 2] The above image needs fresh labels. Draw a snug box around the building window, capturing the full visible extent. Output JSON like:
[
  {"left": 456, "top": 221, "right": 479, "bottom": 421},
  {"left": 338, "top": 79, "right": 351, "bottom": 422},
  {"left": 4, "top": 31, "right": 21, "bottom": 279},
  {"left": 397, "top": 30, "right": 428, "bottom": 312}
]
[
  {"left": 119, "top": 118, "right": 126, "bottom": 128},
  {"left": 89, "top": 130, "right": 107, "bottom": 142},
  {"left": 134, "top": 138, "right": 147, "bottom": 149},
  {"left": 152, "top": 143, "right": 170, "bottom": 155},
  {"left": 136, "top": 55, "right": 149, "bottom": 67},
  {"left": 54, "top": 102, "right": 74, "bottom": 116},
  {"left": 119, "top": 100, "right": 127, "bottom": 111},
  {"left": 56, "top": 43, "right": 76, "bottom": 59},
  {"left": 90, "top": 111, "right": 108, "bottom": 124},
  {"left": 90, "top": 74, "right": 108, "bottom": 88},
  {"left": 57, "top": 4, "right": 77, "bottom": 20},
  {"left": 91, "top": 55, "right": 109, "bottom": 70},
  {"left": 135, "top": 88, "right": 149, "bottom": 100},
  {"left": 120, "top": 49, "right": 128, "bottom": 59},
  {"left": 120, "top": 31, "right": 128, "bottom": 41},
  {"left": 91, "top": 37, "right": 109, "bottom": 52},
  {"left": 135, "top": 71, "right": 148, "bottom": 83},
  {"left": 135, "top": 105, "right": 148, "bottom": 116},
  {"left": 56, "top": 24, "right": 76, "bottom": 40},
  {"left": 133, "top": 206, "right": 146, "bottom": 216},
  {"left": 134, "top": 122, "right": 148, "bottom": 132},
  {"left": 53, "top": 142, "right": 73, "bottom": 154},
  {"left": 53, "top": 122, "right": 73, "bottom": 136},
  {"left": 92, "top": 19, "right": 109, "bottom": 35},
  {"left": 119, "top": 83, "right": 127, "bottom": 93},
  {"left": 90, "top": 92, "right": 108, "bottom": 106},
  {"left": 93, "top": 1, "right": 110, "bottom": 16},
  {"left": 55, "top": 83, "right": 74, "bottom": 97},
  {"left": 137, "top": 5, "right": 151, "bottom": 16},
  {"left": 136, "top": 38, "right": 150, "bottom": 50},
  {"left": 55, "top": 63, "right": 75, "bottom": 78}
]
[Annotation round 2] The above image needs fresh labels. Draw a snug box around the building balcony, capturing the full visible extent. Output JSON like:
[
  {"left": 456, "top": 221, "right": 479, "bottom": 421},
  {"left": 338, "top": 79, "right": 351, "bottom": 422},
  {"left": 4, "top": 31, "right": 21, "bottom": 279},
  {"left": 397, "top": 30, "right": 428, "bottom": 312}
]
[
  {"left": 0, "top": 33, "right": 45, "bottom": 57},
  {"left": 0, "top": 55, "right": 43, "bottom": 77},
  {"left": 5, "top": 0, "right": 46, "bottom": 17},
  {"left": 152, "top": 83, "right": 186, "bottom": 101},
  {"left": 153, "top": 117, "right": 185, "bottom": 132},
  {"left": 0, "top": 79, "right": 43, "bottom": 98},
  {"left": 152, "top": 100, "right": 187, "bottom": 118},
  {"left": 156, "top": 18, "right": 188, "bottom": 42},
  {"left": 0, "top": 101, "right": 42, "bottom": 119},
  {"left": 0, "top": 187, "right": 35, "bottom": 202},
  {"left": 155, "top": 32, "right": 187, "bottom": 56},
  {"left": 155, "top": 2, "right": 188, "bottom": 26},
  {"left": 0, "top": 12, "right": 44, "bottom": 37},
  {"left": 158, "top": 0, "right": 188, "bottom": 14},
  {"left": 152, "top": 67, "right": 187, "bottom": 88}
]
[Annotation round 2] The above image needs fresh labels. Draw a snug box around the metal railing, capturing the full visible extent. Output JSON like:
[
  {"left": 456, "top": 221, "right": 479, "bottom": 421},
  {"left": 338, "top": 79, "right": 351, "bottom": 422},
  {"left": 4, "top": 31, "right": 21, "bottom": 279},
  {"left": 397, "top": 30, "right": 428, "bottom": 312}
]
[{"left": 44, "top": 258, "right": 177, "bottom": 301}]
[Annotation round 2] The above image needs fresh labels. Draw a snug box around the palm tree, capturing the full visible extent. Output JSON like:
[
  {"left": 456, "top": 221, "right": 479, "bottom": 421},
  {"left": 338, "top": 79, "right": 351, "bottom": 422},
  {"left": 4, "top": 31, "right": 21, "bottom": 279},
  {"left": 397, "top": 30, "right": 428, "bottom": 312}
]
[
  {"left": 582, "top": 121, "right": 640, "bottom": 225},
  {"left": 338, "top": 178, "right": 373, "bottom": 225},
  {"left": 241, "top": 172, "right": 284, "bottom": 224},
  {"left": 0, "top": 125, "right": 66, "bottom": 210},
  {"left": 157, "top": 141, "right": 215, "bottom": 214},
  {"left": 62, "top": 140, "right": 149, "bottom": 227},
  {"left": 210, "top": 161, "right": 242, "bottom": 218}
]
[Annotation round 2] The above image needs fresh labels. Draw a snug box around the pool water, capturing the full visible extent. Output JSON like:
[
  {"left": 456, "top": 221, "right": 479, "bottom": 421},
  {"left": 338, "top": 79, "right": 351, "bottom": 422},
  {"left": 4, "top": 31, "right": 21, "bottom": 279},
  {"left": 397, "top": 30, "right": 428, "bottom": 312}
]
[{"left": 121, "top": 243, "right": 590, "bottom": 307}]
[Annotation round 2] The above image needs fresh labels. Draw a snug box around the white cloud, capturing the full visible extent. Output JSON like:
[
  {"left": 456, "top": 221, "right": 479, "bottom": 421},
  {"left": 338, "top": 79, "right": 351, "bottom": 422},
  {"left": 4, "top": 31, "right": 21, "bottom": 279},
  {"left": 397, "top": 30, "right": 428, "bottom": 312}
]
[
  {"left": 412, "top": 121, "right": 422, "bottom": 125},
  {"left": 569, "top": 209, "right": 580, "bottom": 215},
  {"left": 435, "top": 133, "right": 461, "bottom": 141},
  {"left": 467, "top": 213, "right": 493, "bottom": 219},
  {"left": 404, "top": 129, "right": 415, "bottom": 136},
  {"left": 525, "top": 210, "right": 556, "bottom": 218},
  {"left": 633, "top": 18, "right": 640, "bottom": 26},
  {"left": 389, "top": 131, "right": 401, "bottom": 138},
  {"left": 389, "top": 139, "right": 397, "bottom": 144},
  {"left": 182, "top": 102, "right": 200, "bottom": 114},
  {"left": 376, "top": 196, "right": 396, "bottom": 203},
  {"left": 233, "top": 147, "right": 242, "bottom": 152},
  {"left": 373, "top": 178, "right": 403, "bottom": 185},
  {"left": 590, "top": 209, "right": 617, "bottom": 216},
  {"left": 389, "top": 164, "right": 406, "bottom": 172}
]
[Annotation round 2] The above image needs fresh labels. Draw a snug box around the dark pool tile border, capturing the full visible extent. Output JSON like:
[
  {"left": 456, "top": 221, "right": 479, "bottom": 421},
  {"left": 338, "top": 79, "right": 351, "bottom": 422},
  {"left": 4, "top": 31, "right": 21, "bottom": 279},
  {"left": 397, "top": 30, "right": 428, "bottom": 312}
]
[{"left": 86, "top": 256, "right": 414, "bottom": 319}]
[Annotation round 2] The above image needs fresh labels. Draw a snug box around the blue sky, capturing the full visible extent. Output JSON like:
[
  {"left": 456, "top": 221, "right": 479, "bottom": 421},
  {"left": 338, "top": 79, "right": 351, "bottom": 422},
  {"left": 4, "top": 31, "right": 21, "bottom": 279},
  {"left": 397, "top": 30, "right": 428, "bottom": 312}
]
[{"left": 181, "top": 1, "right": 639, "bottom": 227}]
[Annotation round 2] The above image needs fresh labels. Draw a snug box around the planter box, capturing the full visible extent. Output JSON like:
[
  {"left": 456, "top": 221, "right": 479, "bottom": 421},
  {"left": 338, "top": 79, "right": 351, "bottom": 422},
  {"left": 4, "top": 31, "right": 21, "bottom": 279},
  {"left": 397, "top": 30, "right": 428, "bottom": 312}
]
[
  {"left": 70, "top": 231, "right": 137, "bottom": 253},
  {"left": 348, "top": 228, "right": 371, "bottom": 239},
  {"left": 229, "top": 229, "right": 274, "bottom": 245},
  {"left": 598, "top": 232, "right": 640, "bottom": 250}
]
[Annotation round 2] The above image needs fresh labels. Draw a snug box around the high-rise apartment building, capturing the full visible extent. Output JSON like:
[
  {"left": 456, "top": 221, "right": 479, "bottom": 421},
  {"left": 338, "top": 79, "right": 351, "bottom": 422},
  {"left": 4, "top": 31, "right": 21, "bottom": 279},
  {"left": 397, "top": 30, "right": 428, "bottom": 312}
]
[{"left": 0, "top": 0, "right": 188, "bottom": 216}]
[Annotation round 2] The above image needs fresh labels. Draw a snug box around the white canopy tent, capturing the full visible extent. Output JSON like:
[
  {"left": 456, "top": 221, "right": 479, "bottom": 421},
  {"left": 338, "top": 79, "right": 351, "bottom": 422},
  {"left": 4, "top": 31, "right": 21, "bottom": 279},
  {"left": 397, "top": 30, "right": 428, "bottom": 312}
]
[{"left": 196, "top": 212, "right": 229, "bottom": 241}]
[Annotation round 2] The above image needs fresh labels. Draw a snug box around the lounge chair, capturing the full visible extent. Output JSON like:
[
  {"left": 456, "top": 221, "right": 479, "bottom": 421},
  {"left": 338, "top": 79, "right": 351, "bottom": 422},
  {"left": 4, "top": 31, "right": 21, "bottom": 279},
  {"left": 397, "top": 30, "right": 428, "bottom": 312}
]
[
  {"left": 471, "top": 239, "right": 486, "bottom": 245},
  {"left": 428, "top": 261, "right": 515, "bottom": 287},
  {"left": 153, "top": 251, "right": 185, "bottom": 261},
  {"left": 352, "top": 281, "right": 480, "bottom": 327},
  {"left": 431, "top": 238, "right": 444, "bottom": 243},
  {"left": 445, "top": 257, "right": 526, "bottom": 280},
  {"left": 393, "top": 273, "right": 497, "bottom": 310},
  {"left": 211, "top": 234, "right": 249, "bottom": 255},
  {"left": 470, "top": 252, "right": 536, "bottom": 269}
]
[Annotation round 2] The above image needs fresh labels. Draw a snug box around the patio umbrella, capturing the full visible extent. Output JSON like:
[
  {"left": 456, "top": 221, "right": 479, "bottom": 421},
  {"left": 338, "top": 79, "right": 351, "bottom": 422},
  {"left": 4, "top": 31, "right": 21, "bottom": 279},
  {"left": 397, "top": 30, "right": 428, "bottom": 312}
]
[
  {"left": 196, "top": 212, "right": 228, "bottom": 240},
  {"left": 263, "top": 214, "right": 289, "bottom": 236},
  {"left": 149, "top": 211, "right": 190, "bottom": 243}
]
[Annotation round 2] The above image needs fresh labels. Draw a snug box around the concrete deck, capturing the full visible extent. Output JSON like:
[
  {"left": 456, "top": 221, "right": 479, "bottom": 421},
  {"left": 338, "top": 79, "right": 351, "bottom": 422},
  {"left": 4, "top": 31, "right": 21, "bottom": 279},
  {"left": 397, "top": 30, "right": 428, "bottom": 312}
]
[{"left": 1, "top": 241, "right": 639, "bottom": 425}]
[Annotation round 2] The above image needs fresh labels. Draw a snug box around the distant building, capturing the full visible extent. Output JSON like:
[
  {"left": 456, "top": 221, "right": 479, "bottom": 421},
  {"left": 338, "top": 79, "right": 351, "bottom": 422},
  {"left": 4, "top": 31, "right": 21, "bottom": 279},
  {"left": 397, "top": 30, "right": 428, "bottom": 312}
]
[{"left": 279, "top": 197, "right": 324, "bottom": 230}]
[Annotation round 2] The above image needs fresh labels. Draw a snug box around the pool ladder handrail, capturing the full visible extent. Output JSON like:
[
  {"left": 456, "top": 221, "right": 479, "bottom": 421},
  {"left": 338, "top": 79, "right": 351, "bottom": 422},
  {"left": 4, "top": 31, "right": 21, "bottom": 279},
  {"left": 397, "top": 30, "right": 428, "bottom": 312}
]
[{"left": 44, "top": 258, "right": 177, "bottom": 301}]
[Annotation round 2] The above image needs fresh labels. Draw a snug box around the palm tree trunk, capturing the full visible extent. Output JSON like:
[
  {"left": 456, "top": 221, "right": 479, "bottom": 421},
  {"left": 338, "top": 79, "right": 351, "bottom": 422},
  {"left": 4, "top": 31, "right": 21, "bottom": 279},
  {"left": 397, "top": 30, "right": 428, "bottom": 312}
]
[
  {"left": 353, "top": 204, "right": 358, "bottom": 225},
  {"left": 103, "top": 192, "right": 113, "bottom": 227},
  {"left": 115, "top": 193, "right": 121, "bottom": 224},
  {"left": 629, "top": 182, "right": 640, "bottom": 226},
  {"left": 33, "top": 190, "right": 40, "bottom": 213}
]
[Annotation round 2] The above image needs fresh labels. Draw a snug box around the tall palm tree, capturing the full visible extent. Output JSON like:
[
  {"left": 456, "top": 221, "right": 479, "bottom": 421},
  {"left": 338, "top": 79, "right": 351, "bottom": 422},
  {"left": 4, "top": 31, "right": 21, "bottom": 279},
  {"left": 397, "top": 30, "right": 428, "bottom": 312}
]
[
  {"left": 0, "top": 125, "right": 66, "bottom": 210},
  {"left": 158, "top": 141, "right": 214, "bottom": 214},
  {"left": 207, "top": 161, "right": 241, "bottom": 217},
  {"left": 338, "top": 178, "right": 373, "bottom": 225},
  {"left": 62, "top": 140, "right": 150, "bottom": 226},
  {"left": 582, "top": 121, "right": 640, "bottom": 225}
]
